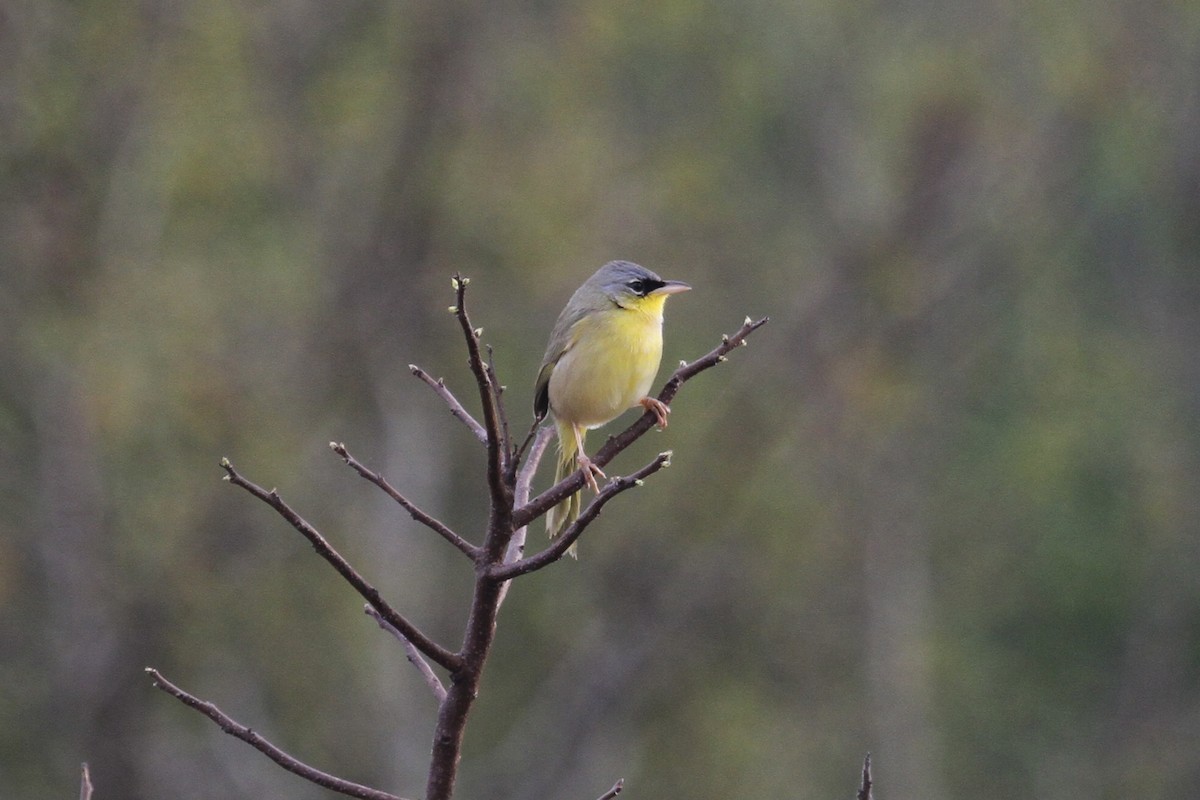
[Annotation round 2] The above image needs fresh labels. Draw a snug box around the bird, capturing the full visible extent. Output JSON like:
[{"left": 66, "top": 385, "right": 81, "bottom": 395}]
[{"left": 534, "top": 261, "right": 691, "bottom": 555}]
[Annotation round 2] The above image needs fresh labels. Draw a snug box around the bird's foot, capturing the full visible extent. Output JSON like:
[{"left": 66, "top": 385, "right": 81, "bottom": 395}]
[
  {"left": 639, "top": 396, "right": 671, "bottom": 429},
  {"left": 577, "top": 453, "right": 606, "bottom": 494}
]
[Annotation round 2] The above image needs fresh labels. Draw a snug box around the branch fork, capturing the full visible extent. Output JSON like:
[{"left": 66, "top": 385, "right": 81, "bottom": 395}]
[{"left": 149, "top": 273, "right": 768, "bottom": 800}]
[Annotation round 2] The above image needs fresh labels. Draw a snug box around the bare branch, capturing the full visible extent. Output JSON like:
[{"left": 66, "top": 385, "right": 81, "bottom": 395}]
[
  {"left": 79, "top": 763, "right": 93, "bottom": 800},
  {"left": 185, "top": 291, "right": 767, "bottom": 800},
  {"left": 660, "top": 315, "right": 770, "bottom": 400},
  {"left": 509, "top": 425, "right": 555, "bottom": 564},
  {"left": 450, "top": 275, "right": 512, "bottom": 518},
  {"left": 514, "top": 316, "right": 769, "bottom": 528},
  {"left": 510, "top": 418, "right": 544, "bottom": 481},
  {"left": 496, "top": 425, "right": 555, "bottom": 609},
  {"left": 409, "top": 364, "right": 487, "bottom": 445},
  {"left": 219, "top": 458, "right": 461, "bottom": 673},
  {"left": 595, "top": 779, "right": 624, "bottom": 800},
  {"left": 146, "top": 668, "right": 407, "bottom": 800},
  {"left": 857, "top": 753, "right": 873, "bottom": 800},
  {"left": 365, "top": 604, "right": 448, "bottom": 703},
  {"left": 491, "top": 452, "right": 673, "bottom": 580},
  {"left": 331, "top": 442, "right": 477, "bottom": 559},
  {"left": 485, "top": 343, "right": 512, "bottom": 459}
]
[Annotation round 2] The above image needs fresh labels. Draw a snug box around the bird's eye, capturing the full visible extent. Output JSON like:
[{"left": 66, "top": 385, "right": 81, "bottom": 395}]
[{"left": 627, "top": 279, "right": 647, "bottom": 295}]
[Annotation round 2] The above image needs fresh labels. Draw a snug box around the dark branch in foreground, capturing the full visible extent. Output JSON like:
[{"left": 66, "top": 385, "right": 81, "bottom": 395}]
[
  {"left": 146, "top": 668, "right": 406, "bottom": 800},
  {"left": 219, "top": 458, "right": 461, "bottom": 673},
  {"left": 331, "top": 442, "right": 478, "bottom": 559}
]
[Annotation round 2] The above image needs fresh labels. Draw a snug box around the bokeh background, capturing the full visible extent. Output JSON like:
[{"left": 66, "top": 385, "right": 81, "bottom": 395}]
[{"left": 4, "top": 1, "right": 1200, "bottom": 798}]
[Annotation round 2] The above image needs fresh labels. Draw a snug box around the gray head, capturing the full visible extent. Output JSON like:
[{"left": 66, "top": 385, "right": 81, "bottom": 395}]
[
  {"left": 584, "top": 260, "right": 691, "bottom": 306},
  {"left": 534, "top": 260, "right": 691, "bottom": 421}
]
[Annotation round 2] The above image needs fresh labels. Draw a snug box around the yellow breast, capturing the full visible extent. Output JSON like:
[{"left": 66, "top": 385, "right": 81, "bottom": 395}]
[{"left": 548, "top": 301, "right": 666, "bottom": 429}]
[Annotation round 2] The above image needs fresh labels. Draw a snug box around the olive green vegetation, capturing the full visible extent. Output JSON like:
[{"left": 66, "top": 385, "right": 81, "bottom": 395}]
[{"left": 4, "top": 1, "right": 1199, "bottom": 798}]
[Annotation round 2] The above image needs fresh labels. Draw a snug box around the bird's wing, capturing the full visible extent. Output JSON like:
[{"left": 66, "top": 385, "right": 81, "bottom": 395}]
[
  {"left": 533, "top": 307, "right": 592, "bottom": 421},
  {"left": 533, "top": 359, "right": 554, "bottom": 421}
]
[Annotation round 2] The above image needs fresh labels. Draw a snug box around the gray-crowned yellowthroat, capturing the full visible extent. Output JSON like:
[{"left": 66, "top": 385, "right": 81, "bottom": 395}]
[{"left": 534, "top": 261, "right": 690, "bottom": 554}]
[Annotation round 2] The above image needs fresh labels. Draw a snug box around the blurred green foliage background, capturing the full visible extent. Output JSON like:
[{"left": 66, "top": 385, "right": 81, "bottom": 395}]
[{"left": 4, "top": 0, "right": 1199, "bottom": 798}]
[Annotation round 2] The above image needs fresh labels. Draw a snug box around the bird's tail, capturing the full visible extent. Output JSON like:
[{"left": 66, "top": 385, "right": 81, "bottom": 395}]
[{"left": 547, "top": 419, "right": 583, "bottom": 558}]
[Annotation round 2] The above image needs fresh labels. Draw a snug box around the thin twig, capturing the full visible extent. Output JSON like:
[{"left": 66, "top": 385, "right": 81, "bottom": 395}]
[
  {"left": 595, "top": 778, "right": 624, "bottom": 800},
  {"left": 79, "top": 763, "right": 93, "bottom": 800},
  {"left": 421, "top": 276, "right": 520, "bottom": 800},
  {"left": 857, "top": 753, "right": 873, "bottom": 800},
  {"left": 485, "top": 343, "right": 512, "bottom": 460},
  {"left": 146, "top": 668, "right": 407, "bottom": 800},
  {"left": 509, "top": 425, "right": 555, "bottom": 564},
  {"left": 220, "top": 458, "right": 461, "bottom": 673},
  {"left": 409, "top": 364, "right": 488, "bottom": 445},
  {"left": 514, "top": 316, "right": 769, "bottom": 528},
  {"left": 330, "top": 442, "right": 478, "bottom": 559},
  {"left": 450, "top": 275, "right": 512, "bottom": 521},
  {"left": 496, "top": 425, "right": 555, "bottom": 608},
  {"left": 365, "top": 605, "right": 448, "bottom": 703},
  {"left": 657, "top": 315, "right": 770, "bottom": 404},
  {"left": 491, "top": 452, "right": 673, "bottom": 580},
  {"left": 510, "top": 418, "right": 544, "bottom": 482}
]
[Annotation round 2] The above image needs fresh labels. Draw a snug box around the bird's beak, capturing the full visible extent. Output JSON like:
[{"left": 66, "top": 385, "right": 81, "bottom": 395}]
[{"left": 652, "top": 280, "right": 692, "bottom": 296}]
